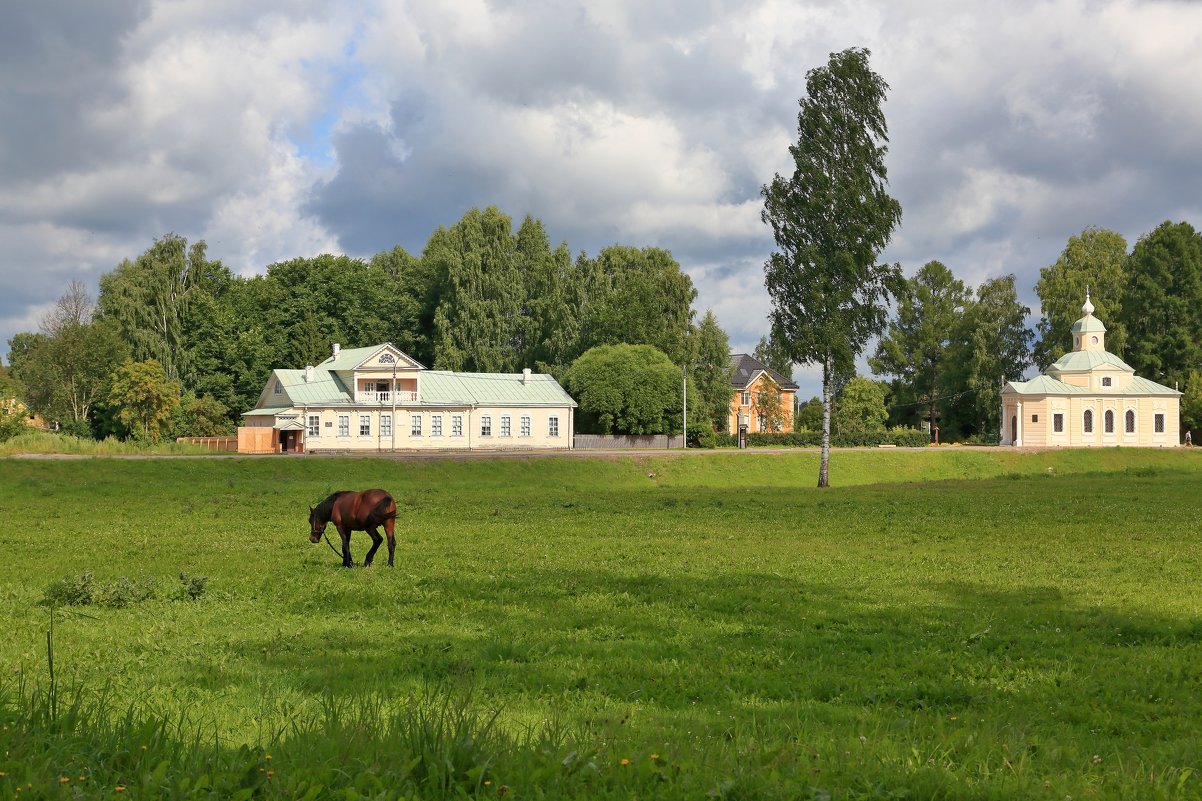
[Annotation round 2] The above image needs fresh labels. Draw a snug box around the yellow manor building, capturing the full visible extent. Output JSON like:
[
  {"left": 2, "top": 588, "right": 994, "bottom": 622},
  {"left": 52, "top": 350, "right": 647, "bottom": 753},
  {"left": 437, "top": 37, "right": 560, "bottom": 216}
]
[{"left": 1001, "top": 295, "right": 1181, "bottom": 447}]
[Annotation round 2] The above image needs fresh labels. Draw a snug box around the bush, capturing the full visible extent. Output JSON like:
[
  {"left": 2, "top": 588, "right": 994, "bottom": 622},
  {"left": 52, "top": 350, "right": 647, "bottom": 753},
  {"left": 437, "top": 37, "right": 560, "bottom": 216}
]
[
  {"left": 173, "top": 572, "right": 209, "bottom": 601},
  {"left": 41, "top": 571, "right": 95, "bottom": 607},
  {"left": 686, "top": 422, "right": 717, "bottom": 448},
  {"left": 40, "top": 572, "right": 208, "bottom": 607},
  {"left": 715, "top": 427, "right": 929, "bottom": 448}
]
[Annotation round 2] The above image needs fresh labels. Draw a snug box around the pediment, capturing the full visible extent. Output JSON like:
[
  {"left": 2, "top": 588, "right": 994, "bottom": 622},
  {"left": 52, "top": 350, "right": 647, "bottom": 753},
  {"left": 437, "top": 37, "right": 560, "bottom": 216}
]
[{"left": 354, "top": 344, "right": 425, "bottom": 371}]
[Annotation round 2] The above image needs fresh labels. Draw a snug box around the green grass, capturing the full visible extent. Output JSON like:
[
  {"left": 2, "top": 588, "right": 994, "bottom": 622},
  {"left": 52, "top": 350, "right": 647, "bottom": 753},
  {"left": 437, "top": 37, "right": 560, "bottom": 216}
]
[
  {"left": 1, "top": 449, "right": 1201, "bottom": 799},
  {"left": 0, "top": 430, "right": 214, "bottom": 456}
]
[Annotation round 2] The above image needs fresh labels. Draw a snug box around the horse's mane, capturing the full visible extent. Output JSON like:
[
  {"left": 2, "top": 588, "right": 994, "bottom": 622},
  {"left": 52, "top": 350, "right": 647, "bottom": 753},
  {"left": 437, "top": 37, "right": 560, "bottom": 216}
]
[{"left": 313, "top": 491, "right": 352, "bottom": 521}]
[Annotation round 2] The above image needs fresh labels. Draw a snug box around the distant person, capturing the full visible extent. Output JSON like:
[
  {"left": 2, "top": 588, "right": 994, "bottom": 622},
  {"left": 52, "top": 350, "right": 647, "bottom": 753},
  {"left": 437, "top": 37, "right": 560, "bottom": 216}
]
[{"left": 1186, "top": 430, "right": 1193, "bottom": 447}]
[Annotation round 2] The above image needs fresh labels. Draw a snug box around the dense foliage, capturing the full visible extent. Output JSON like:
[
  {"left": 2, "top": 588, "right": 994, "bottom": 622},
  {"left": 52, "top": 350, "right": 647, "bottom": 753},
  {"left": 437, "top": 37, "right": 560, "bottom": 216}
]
[
  {"left": 5, "top": 208, "right": 722, "bottom": 440},
  {"left": 565, "top": 344, "right": 683, "bottom": 435}
]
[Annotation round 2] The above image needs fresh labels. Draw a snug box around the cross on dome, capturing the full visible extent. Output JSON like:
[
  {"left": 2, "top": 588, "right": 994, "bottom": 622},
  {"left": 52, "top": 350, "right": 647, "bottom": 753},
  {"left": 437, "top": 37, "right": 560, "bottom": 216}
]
[{"left": 1082, "top": 287, "right": 1094, "bottom": 316}]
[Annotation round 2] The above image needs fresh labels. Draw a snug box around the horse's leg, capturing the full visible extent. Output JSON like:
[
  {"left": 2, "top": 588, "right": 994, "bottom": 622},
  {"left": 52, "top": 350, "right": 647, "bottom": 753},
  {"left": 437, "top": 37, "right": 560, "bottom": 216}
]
[
  {"left": 385, "top": 517, "right": 396, "bottom": 567},
  {"left": 364, "top": 526, "right": 382, "bottom": 566},
  {"left": 339, "top": 526, "right": 353, "bottom": 568}
]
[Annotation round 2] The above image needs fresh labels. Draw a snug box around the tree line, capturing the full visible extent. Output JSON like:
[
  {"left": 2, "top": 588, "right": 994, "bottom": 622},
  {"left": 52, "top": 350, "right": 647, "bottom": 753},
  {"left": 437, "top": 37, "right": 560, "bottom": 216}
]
[{"left": 2, "top": 207, "right": 735, "bottom": 441}]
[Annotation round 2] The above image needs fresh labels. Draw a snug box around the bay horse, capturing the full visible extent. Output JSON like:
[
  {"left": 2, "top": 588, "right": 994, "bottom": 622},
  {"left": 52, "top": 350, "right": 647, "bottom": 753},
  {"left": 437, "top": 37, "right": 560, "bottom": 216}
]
[{"left": 309, "top": 489, "right": 397, "bottom": 567}]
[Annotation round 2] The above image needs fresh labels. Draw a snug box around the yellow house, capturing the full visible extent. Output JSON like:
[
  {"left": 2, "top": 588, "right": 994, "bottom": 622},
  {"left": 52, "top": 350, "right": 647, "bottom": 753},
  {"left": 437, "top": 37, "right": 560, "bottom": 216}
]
[
  {"left": 728, "top": 353, "right": 797, "bottom": 435},
  {"left": 1000, "top": 295, "right": 1180, "bottom": 447},
  {"left": 1, "top": 397, "right": 48, "bottom": 430},
  {"left": 240, "top": 342, "right": 577, "bottom": 453}
]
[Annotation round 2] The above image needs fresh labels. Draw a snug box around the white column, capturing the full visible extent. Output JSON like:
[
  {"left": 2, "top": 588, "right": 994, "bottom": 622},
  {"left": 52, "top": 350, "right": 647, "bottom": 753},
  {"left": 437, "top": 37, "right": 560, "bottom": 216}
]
[{"left": 1015, "top": 401, "right": 1023, "bottom": 447}]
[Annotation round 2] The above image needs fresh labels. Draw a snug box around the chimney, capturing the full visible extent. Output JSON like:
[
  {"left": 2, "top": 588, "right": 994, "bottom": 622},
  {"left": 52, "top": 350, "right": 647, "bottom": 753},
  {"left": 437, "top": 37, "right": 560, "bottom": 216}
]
[
  {"left": 305, "top": 365, "right": 314, "bottom": 383},
  {"left": 522, "top": 367, "right": 531, "bottom": 385},
  {"left": 332, "top": 343, "right": 341, "bottom": 360}
]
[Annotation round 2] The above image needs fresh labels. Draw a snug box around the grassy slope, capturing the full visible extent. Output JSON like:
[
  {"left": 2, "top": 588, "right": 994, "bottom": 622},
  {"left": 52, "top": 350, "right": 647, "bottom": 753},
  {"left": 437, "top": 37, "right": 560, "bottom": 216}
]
[{"left": 1, "top": 449, "right": 1201, "bottom": 799}]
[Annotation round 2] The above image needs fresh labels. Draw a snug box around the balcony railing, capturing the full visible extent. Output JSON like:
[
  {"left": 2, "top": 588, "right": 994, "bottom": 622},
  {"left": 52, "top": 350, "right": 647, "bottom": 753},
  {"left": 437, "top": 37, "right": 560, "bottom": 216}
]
[{"left": 356, "top": 391, "right": 419, "bottom": 404}]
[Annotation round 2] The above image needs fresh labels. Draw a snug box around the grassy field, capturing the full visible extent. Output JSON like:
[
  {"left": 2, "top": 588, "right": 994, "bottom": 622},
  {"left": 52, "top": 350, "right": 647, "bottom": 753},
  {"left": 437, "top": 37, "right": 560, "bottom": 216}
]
[{"left": 1, "top": 448, "right": 1201, "bottom": 799}]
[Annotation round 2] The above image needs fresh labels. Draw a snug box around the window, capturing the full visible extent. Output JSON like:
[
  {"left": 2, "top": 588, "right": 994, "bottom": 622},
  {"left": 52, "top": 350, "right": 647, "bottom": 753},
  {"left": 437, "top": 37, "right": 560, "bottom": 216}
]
[
  {"left": 452, "top": 415, "right": 463, "bottom": 437},
  {"left": 308, "top": 415, "right": 320, "bottom": 437},
  {"left": 1083, "top": 409, "right": 1093, "bottom": 434},
  {"left": 359, "top": 415, "right": 371, "bottom": 436},
  {"left": 338, "top": 415, "right": 349, "bottom": 437},
  {"left": 1155, "top": 413, "right": 1165, "bottom": 433},
  {"left": 1053, "top": 413, "right": 1064, "bottom": 433},
  {"left": 411, "top": 414, "right": 422, "bottom": 436},
  {"left": 520, "top": 415, "right": 531, "bottom": 437},
  {"left": 1125, "top": 409, "right": 1135, "bottom": 434},
  {"left": 274, "top": 380, "right": 283, "bottom": 395},
  {"left": 741, "top": 390, "right": 751, "bottom": 406},
  {"left": 500, "top": 416, "right": 511, "bottom": 437},
  {"left": 432, "top": 415, "right": 443, "bottom": 437},
  {"left": 1031, "top": 414, "right": 1038, "bottom": 423},
  {"left": 549, "top": 416, "right": 559, "bottom": 437},
  {"left": 381, "top": 414, "right": 392, "bottom": 437},
  {"left": 1104, "top": 409, "right": 1114, "bottom": 434},
  {"left": 1102, "top": 376, "right": 1112, "bottom": 387},
  {"left": 481, "top": 415, "right": 492, "bottom": 437}
]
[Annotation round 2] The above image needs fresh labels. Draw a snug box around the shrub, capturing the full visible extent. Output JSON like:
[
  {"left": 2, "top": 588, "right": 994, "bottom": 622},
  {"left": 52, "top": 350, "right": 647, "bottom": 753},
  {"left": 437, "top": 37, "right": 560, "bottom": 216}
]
[
  {"left": 94, "top": 576, "right": 157, "bottom": 608},
  {"left": 41, "top": 571, "right": 95, "bottom": 607},
  {"left": 715, "top": 428, "right": 929, "bottom": 448},
  {"left": 173, "top": 572, "right": 209, "bottom": 601},
  {"left": 686, "top": 422, "right": 718, "bottom": 448}
]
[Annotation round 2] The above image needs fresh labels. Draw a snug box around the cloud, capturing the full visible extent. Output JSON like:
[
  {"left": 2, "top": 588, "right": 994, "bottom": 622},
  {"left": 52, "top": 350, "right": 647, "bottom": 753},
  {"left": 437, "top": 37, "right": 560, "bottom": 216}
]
[{"left": 2, "top": 0, "right": 1201, "bottom": 389}]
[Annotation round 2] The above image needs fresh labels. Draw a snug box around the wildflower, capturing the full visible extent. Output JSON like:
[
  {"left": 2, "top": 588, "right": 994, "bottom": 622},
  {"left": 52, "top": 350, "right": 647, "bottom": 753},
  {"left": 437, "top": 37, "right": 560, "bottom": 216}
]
[
  {"left": 1092, "top": 755, "right": 1102, "bottom": 764},
  {"left": 0, "top": 771, "right": 5, "bottom": 777},
  {"left": 498, "top": 786, "right": 509, "bottom": 797},
  {"left": 267, "top": 771, "right": 274, "bottom": 778},
  {"left": 259, "top": 767, "right": 265, "bottom": 772},
  {"left": 620, "top": 758, "right": 631, "bottom": 766},
  {"left": 60, "top": 777, "right": 70, "bottom": 784},
  {"left": 950, "top": 716, "right": 958, "bottom": 721},
  {"left": 141, "top": 745, "right": 148, "bottom": 751},
  {"left": 116, "top": 787, "right": 126, "bottom": 793},
  {"left": 485, "top": 780, "right": 492, "bottom": 786},
  {"left": 265, "top": 754, "right": 272, "bottom": 761}
]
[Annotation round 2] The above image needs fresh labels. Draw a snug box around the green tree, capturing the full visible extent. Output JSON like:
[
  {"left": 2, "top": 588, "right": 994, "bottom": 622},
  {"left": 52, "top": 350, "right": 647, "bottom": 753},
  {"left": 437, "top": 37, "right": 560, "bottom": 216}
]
[
  {"left": 688, "top": 310, "right": 734, "bottom": 430},
  {"left": 762, "top": 47, "right": 902, "bottom": 487},
  {"left": 1181, "top": 369, "right": 1202, "bottom": 438},
  {"left": 0, "top": 362, "right": 24, "bottom": 399},
  {"left": 834, "top": 376, "right": 888, "bottom": 434},
  {"left": 427, "top": 207, "right": 526, "bottom": 372},
  {"left": 513, "top": 215, "right": 579, "bottom": 377},
  {"left": 1033, "top": 227, "right": 1128, "bottom": 367},
  {"left": 98, "top": 234, "right": 226, "bottom": 384},
  {"left": 576, "top": 246, "right": 697, "bottom": 365},
  {"left": 941, "top": 275, "right": 1033, "bottom": 439},
  {"left": 870, "top": 261, "right": 970, "bottom": 432},
  {"left": 1119, "top": 221, "right": 1202, "bottom": 390},
  {"left": 753, "top": 333, "right": 795, "bottom": 382},
  {"left": 108, "top": 359, "right": 182, "bottom": 442},
  {"left": 172, "top": 393, "right": 234, "bottom": 437},
  {"left": 754, "top": 380, "right": 789, "bottom": 433},
  {"left": 795, "top": 396, "right": 823, "bottom": 431},
  {"left": 565, "top": 344, "right": 682, "bottom": 435},
  {"left": 7, "top": 283, "right": 128, "bottom": 429}
]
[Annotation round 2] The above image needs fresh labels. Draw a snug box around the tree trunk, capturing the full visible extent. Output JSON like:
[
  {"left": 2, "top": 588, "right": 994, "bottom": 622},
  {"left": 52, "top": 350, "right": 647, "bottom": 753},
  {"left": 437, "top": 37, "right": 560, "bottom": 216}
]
[{"left": 819, "top": 353, "right": 832, "bottom": 488}]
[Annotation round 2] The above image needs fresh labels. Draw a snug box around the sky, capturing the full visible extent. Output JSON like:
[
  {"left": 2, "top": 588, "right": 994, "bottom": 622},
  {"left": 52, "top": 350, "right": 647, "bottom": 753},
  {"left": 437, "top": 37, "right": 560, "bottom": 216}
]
[{"left": 2, "top": 0, "right": 1201, "bottom": 397}]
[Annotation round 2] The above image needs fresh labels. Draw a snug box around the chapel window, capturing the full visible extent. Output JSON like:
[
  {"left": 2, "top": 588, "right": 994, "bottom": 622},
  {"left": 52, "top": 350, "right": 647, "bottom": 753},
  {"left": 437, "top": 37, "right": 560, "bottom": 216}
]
[
  {"left": 1083, "top": 409, "right": 1093, "bottom": 434},
  {"left": 1125, "top": 410, "right": 1135, "bottom": 434},
  {"left": 1104, "top": 410, "right": 1114, "bottom": 434}
]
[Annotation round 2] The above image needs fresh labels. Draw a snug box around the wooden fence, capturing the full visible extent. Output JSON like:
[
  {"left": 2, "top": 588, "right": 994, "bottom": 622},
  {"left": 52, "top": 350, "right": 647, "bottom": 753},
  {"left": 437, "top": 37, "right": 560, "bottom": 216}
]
[{"left": 175, "top": 436, "right": 238, "bottom": 452}]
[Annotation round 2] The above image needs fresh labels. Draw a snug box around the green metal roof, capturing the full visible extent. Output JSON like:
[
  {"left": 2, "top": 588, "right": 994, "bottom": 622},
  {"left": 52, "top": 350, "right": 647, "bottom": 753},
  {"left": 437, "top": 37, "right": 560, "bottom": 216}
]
[
  {"left": 1049, "top": 349, "right": 1134, "bottom": 372},
  {"left": 323, "top": 344, "right": 385, "bottom": 371},
  {"left": 243, "top": 406, "right": 293, "bottom": 416},
  {"left": 418, "top": 371, "right": 577, "bottom": 407},
  {"left": 276, "top": 368, "right": 352, "bottom": 405},
  {"left": 1070, "top": 314, "right": 1107, "bottom": 334},
  {"left": 1004, "top": 374, "right": 1179, "bottom": 396}
]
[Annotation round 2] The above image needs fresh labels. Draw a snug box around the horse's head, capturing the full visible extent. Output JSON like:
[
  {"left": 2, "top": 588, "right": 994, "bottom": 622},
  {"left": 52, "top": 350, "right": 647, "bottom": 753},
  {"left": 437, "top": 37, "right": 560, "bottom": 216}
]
[{"left": 308, "top": 505, "right": 326, "bottom": 543}]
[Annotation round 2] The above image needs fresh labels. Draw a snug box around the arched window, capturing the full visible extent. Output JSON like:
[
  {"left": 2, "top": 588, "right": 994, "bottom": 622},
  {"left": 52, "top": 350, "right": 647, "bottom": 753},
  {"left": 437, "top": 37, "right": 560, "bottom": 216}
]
[
  {"left": 1104, "top": 409, "right": 1114, "bottom": 433},
  {"left": 1083, "top": 409, "right": 1094, "bottom": 433},
  {"left": 1125, "top": 409, "right": 1135, "bottom": 434},
  {"left": 1102, "top": 376, "right": 1112, "bottom": 387}
]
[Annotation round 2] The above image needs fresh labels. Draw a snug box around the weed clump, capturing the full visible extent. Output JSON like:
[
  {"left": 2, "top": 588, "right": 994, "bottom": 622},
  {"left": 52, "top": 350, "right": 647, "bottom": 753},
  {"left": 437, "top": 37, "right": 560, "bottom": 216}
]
[{"left": 40, "top": 572, "right": 208, "bottom": 608}]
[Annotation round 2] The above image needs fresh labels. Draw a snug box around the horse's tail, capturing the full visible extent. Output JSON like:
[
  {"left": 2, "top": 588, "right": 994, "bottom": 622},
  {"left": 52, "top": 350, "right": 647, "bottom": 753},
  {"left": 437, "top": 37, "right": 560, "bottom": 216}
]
[{"left": 374, "top": 493, "right": 398, "bottom": 520}]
